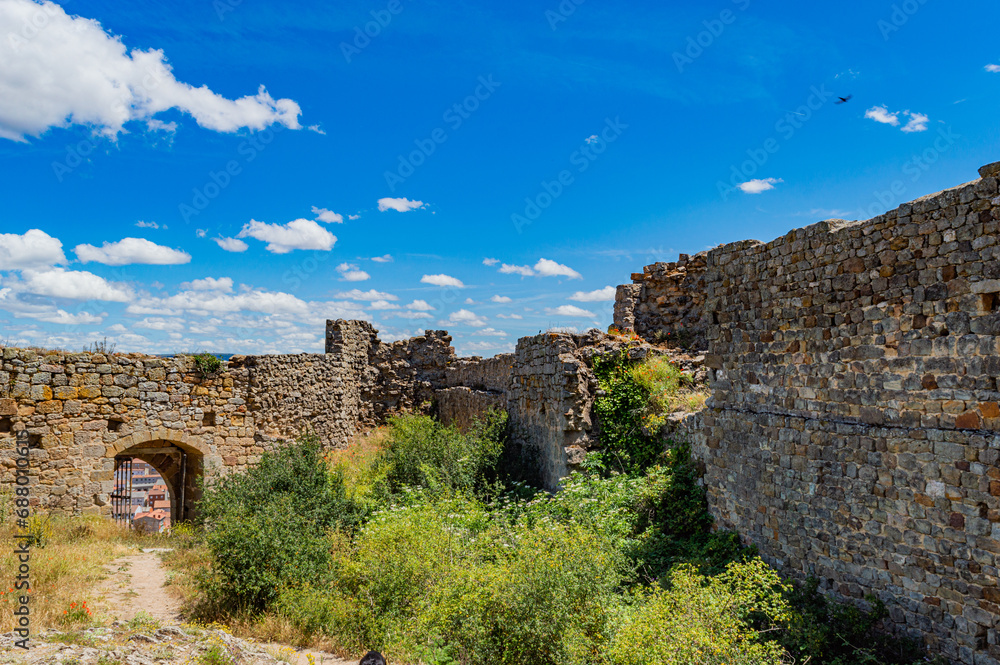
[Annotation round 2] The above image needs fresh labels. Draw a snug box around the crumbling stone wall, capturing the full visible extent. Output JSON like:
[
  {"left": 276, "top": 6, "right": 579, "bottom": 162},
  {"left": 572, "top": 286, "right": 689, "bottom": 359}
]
[
  {"left": 614, "top": 253, "right": 709, "bottom": 348},
  {"left": 624, "top": 161, "right": 1000, "bottom": 664}
]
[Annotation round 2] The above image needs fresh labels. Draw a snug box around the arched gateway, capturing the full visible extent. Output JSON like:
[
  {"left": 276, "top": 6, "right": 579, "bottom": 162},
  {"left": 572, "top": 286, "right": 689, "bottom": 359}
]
[{"left": 108, "top": 430, "right": 210, "bottom": 524}]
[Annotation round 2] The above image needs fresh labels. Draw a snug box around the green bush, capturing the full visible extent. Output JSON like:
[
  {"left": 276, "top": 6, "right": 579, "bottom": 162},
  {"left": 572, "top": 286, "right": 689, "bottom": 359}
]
[
  {"left": 423, "top": 523, "right": 624, "bottom": 665},
  {"left": 380, "top": 411, "right": 506, "bottom": 497},
  {"left": 778, "top": 579, "right": 947, "bottom": 665},
  {"left": 197, "top": 434, "right": 360, "bottom": 612},
  {"left": 592, "top": 350, "right": 663, "bottom": 474},
  {"left": 609, "top": 558, "right": 790, "bottom": 665},
  {"left": 192, "top": 352, "right": 223, "bottom": 377}
]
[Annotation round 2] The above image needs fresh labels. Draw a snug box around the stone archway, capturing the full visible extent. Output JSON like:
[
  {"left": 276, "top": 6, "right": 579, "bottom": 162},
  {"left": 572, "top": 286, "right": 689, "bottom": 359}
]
[{"left": 109, "top": 430, "right": 210, "bottom": 523}]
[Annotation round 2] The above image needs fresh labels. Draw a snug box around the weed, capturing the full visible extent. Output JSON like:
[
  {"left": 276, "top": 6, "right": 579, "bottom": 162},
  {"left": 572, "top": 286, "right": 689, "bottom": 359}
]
[
  {"left": 83, "top": 337, "right": 117, "bottom": 355},
  {"left": 192, "top": 353, "right": 223, "bottom": 378}
]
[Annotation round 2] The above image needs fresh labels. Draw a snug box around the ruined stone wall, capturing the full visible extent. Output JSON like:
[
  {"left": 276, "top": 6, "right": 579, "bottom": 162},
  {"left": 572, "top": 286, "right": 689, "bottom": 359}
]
[
  {"left": 614, "top": 253, "right": 709, "bottom": 347},
  {"left": 0, "top": 348, "right": 234, "bottom": 520},
  {"left": 685, "top": 162, "right": 1000, "bottom": 663},
  {"left": 435, "top": 387, "right": 506, "bottom": 431},
  {"left": 444, "top": 355, "right": 513, "bottom": 393},
  {"left": 0, "top": 321, "right": 455, "bottom": 521}
]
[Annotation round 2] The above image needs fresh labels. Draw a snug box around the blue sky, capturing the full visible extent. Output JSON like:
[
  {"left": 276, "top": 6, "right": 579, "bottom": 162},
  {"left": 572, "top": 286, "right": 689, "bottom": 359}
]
[{"left": 1, "top": 0, "right": 998, "bottom": 356}]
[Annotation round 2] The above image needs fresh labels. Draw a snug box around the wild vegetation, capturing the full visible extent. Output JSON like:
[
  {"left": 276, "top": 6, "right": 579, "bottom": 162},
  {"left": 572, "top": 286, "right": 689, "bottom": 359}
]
[
  {"left": 0, "top": 351, "right": 942, "bottom": 664},
  {"left": 157, "top": 351, "right": 942, "bottom": 665}
]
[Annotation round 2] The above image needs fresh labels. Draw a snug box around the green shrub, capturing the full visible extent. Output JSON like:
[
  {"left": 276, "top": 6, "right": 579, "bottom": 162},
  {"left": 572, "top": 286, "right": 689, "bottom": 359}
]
[
  {"left": 197, "top": 434, "right": 360, "bottom": 612},
  {"left": 380, "top": 411, "right": 506, "bottom": 497},
  {"left": 421, "top": 522, "right": 624, "bottom": 665},
  {"left": 192, "top": 352, "right": 223, "bottom": 377},
  {"left": 778, "top": 579, "right": 946, "bottom": 665},
  {"left": 609, "top": 558, "right": 790, "bottom": 665},
  {"left": 629, "top": 355, "right": 704, "bottom": 430},
  {"left": 592, "top": 350, "right": 662, "bottom": 474}
]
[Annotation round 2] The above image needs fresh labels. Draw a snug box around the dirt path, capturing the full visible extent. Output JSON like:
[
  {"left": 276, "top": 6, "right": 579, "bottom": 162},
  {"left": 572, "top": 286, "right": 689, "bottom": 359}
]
[
  {"left": 101, "top": 548, "right": 183, "bottom": 623},
  {"left": 99, "top": 549, "right": 354, "bottom": 665}
]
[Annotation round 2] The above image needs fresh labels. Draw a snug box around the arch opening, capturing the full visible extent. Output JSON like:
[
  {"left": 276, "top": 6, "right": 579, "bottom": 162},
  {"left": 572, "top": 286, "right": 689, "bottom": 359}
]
[{"left": 111, "top": 439, "right": 205, "bottom": 526}]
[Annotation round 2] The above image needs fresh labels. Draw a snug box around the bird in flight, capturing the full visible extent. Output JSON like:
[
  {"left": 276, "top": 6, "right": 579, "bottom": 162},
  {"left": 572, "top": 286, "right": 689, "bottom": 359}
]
[{"left": 835, "top": 95, "right": 852, "bottom": 104}]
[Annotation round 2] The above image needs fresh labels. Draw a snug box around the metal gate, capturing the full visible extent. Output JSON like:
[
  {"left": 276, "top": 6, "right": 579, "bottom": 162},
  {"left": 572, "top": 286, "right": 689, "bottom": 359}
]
[
  {"left": 109, "top": 447, "right": 188, "bottom": 528},
  {"left": 111, "top": 456, "right": 133, "bottom": 526}
]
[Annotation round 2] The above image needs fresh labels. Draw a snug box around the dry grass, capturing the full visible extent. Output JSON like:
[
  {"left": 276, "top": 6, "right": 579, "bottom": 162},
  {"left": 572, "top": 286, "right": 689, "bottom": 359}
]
[
  {"left": 324, "top": 427, "right": 390, "bottom": 500},
  {"left": 0, "top": 514, "right": 170, "bottom": 632}
]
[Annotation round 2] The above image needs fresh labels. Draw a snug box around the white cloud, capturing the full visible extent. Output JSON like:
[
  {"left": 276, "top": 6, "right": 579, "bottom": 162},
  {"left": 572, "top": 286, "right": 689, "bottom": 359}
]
[
  {"left": 371, "top": 254, "right": 393, "bottom": 263},
  {"left": 369, "top": 300, "right": 399, "bottom": 310},
  {"left": 497, "top": 313, "right": 523, "bottom": 320},
  {"left": 738, "top": 178, "right": 782, "bottom": 194},
  {"left": 865, "top": 105, "right": 929, "bottom": 133},
  {"left": 462, "top": 341, "right": 506, "bottom": 352},
  {"left": 20, "top": 268, "right": 131, "bottom": 301},
  {"left": 986, "top": 64, "right": 1000, "bottom": 73},
  {"left": 336, "top": 262, "right": 370, "bottom": 282},
  {"left": 333, "top": 289, "right": 399, "bottom": 301},
  {"left": 34, "top": 309, "right": 104, "bottom": 325},
  {"left": 237, "top": 219, "right": 336, "bottom": 254},
  {"left": 475, "top": 327, "right": 507, "bottom": 337},
  {"left": 0, "top": 229, "right": 66, "bottom": 269},
  {"left": 391, "top": 311, "right": 433, "bottom": 320},
  {"left": 490, "top": 295, "right": 512, "bottom": 303},
  {"left": 865, "top": 105, "right": 900, "bottom": 126},
  {"left": 0, "top": 0, "right": 303, "bottom": 142},
  {"left": 585, "top": 134, "right": 599, "bottom": 144},
  {"left": 135, "top": 221, "right": 161, "bottom": 229},
  {"left": 179, "top": 277, "right": 233, "bottom": 292},
  {"left": 0, "top": 286, "right": 107, "bottom": 325},
  {"left": 534, "top": 258, "right": 582, "bottom": 279},
  {"left": 445, "top": 309, "right": 488, "bottom": 327},
  {"left": 107, "top": 323, "right": 128, "bottom": 333},
  {"left": 135, "top": 317, "right": 185, "bottom": 332},
  {"left": 421, "top": 274, "right": 465, "bottom": 288},
  {"left": 348, "top": 214, "right": 360, "bottom": 221},
  {"left": 482, "top": 258, "right": 499, "bottom": 266},
  {"left": 75, "top": 237, "right": 191, "bottom": 265},
  {"left": 901, "top": 112, "right": 929, "bottom": 133},
  {"left": 406, "top": 300, "right": 434, "bottom": 311},
  {"left": 499, "top": 263, "right": 535, "bottom": 277},
  {"left": 546, "top": 305, "right": 596, "bottom": 318},
  {"left": 378, "top": 197, "right": 425, "bottom": 213},
  {"left": 570, "top": 286, "right": 616, "bottom": 302},
  {"left": 312, "top": 207, "right": 343, "bottom": 224},
  {"left": 125, "top": 288, "right": 369, "bottom": 321},
  {"left": 214, "top": 237, "right": 248, "bottom": 253}
]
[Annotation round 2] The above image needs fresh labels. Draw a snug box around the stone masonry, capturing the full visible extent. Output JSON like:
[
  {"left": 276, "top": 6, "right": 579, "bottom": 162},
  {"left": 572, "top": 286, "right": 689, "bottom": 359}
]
[{"left": 614, "top": 160, "right": 1000, "bottom": 663}]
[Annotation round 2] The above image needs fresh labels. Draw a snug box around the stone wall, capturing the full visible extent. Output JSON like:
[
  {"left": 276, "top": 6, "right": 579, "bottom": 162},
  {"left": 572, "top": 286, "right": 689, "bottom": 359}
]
[
  {"left": 613, "top": 252, "right": 709, "bottom": 348},
  {"left": 616, "top": 161, "right": 1000, "bottom": 663}
]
